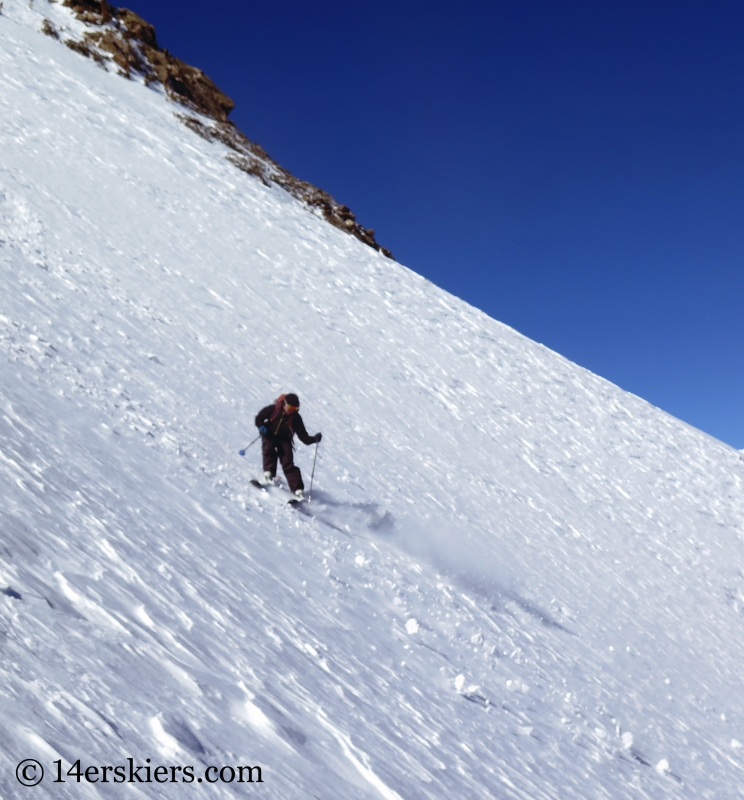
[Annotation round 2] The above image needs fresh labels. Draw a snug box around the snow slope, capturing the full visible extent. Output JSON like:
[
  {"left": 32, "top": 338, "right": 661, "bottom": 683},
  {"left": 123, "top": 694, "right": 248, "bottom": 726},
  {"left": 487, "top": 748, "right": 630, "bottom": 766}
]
[{"left": 2, "top": 2, "right": 744, "bottom": 797}]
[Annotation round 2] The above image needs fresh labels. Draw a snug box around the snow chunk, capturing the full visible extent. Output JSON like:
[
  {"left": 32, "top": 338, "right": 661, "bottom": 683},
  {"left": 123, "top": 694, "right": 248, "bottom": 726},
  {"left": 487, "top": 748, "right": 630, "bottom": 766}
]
[
  {"left": 150, "top": 715, "right": 180, "bottom": 759},
  {"left": 134, "top": 604, "right": 155, "bottom": 629},
  {"left": 244, "top": 700, "right": 275, "bottom": 737},
  {"left": 655, "top": 759, "right": 670, "bottom": 774},
  {"left": 405, "top": 618, "right": 420, "bottom": 635},
  {"left": 454, "top": 674, "right": 481, "bottom": 695}
]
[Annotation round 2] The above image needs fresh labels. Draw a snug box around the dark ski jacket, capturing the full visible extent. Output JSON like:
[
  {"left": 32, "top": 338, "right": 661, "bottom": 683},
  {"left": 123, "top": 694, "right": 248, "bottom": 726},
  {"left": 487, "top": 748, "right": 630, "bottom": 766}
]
[{"left": 255, "top": 403, "right": 316, "bottom": 446}]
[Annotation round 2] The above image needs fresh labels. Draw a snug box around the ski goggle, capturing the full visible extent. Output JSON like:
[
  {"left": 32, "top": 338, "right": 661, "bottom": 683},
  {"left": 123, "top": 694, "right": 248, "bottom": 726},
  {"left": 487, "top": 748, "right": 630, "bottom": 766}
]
[{"left": 284, "top": 403, "right": 299, "bottom": 413}]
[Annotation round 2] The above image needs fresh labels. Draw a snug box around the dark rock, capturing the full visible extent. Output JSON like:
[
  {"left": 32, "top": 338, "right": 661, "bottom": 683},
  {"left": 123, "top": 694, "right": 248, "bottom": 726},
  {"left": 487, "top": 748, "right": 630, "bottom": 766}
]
[{"left": 42, "top": 19, "right": 60, "bottom": 38}]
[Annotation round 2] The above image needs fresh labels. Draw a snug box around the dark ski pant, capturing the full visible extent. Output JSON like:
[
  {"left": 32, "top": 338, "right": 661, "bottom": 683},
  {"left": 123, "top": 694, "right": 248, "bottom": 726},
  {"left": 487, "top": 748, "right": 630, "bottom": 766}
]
[{"left": 262, "top": 436, "right": 303, "bottom": 492}]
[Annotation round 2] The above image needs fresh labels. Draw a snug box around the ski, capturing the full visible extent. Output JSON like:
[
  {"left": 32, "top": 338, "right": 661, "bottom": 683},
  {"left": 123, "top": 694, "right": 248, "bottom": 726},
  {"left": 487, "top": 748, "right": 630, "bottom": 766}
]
[
  {"left": 248, "top": 480, "right": 365, "bottom": 538},
  {"left": 249, "top": 478, "right": 306, "bottom": 505}
]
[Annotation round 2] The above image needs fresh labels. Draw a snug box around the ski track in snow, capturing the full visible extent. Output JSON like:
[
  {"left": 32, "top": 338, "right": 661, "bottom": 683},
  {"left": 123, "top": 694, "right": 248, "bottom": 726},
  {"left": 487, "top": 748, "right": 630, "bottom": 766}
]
[{"left": 1, "top": 1, "right": 744, "bottom": 797}]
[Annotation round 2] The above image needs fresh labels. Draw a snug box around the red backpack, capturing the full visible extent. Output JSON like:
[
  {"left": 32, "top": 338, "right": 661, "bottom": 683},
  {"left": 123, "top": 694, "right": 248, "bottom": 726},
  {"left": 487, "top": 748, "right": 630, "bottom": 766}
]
[{"left": 269, "top": 394, "right": 294, "bottom": 436}]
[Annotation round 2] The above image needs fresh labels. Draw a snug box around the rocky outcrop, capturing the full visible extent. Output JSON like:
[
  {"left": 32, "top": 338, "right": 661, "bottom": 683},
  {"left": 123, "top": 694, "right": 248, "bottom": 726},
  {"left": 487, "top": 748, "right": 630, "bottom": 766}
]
[
  {"left": 62, "top": 1, "right": 234, "bottom": 120},
  {"left": 177, "top": 115, "right": 389, "bottom": 254},
  {"left": 59, "top": 0, "right": 392, "bottom": 258}
]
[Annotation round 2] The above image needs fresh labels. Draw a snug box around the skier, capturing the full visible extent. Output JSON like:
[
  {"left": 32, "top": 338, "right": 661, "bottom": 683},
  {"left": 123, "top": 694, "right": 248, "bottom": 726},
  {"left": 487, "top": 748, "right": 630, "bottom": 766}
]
[{"left": 254, "top": 393, "right": 322, "bottom": 501}]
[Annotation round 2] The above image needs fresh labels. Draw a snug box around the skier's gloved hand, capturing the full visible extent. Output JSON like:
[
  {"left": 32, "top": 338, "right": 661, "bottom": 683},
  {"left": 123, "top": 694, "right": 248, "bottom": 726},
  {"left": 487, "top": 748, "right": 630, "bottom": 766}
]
[
  {"left": 238, "top": 449, "right": 246, "bottom": 456},
  {"left": 314, "top": 433, "right": 322, "bottom": 443},
  {"left": 258, "top": 425, "right": 267, "bottom": 435}
]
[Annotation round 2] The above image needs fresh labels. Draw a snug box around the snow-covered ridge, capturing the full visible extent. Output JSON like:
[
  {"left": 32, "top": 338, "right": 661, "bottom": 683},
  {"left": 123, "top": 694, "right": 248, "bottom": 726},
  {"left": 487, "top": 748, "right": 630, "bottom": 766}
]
[
  {"left": 1, "top": 1, "right": 744, "bottom": 797},
  {"left": 40, "top": 0, "right": 393, "bottom": 257}
]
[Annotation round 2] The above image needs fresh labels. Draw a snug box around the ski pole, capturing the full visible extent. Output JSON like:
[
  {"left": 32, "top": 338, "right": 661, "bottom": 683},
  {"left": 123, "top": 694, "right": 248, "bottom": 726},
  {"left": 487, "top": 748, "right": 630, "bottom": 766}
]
[
  {"left": 238, "top": 434, "right": 261, "bottom": 456},
  {"left": 308, "top": 440, "right": 320, "bottom": 501}
]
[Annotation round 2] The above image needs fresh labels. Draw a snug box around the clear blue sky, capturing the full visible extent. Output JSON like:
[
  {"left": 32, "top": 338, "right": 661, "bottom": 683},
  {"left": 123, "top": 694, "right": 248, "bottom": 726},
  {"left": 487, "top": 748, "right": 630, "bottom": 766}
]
[{"left": 128, "top": 0, "right": 744, "bottom": 448}]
